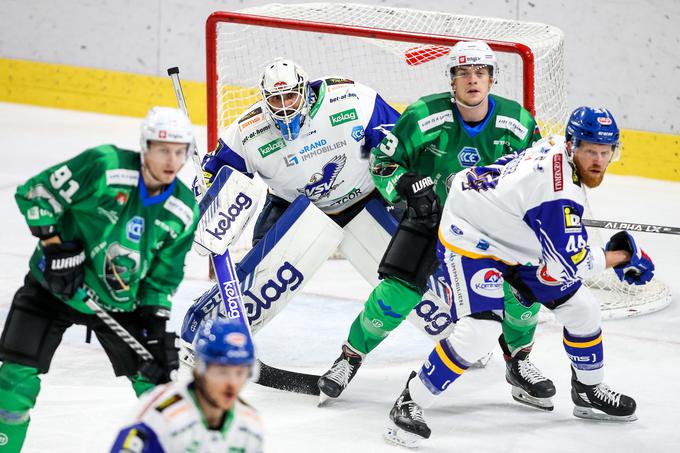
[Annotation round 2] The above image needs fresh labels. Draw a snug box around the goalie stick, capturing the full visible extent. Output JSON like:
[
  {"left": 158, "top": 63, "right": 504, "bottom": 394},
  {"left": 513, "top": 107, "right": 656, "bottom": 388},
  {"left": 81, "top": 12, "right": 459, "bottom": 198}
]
[
  {"left": 584, "top": 219, "right": 680, "bottom": 236},
  {"left": 167, "top": 67, "right": 322, "bottom": 395}
]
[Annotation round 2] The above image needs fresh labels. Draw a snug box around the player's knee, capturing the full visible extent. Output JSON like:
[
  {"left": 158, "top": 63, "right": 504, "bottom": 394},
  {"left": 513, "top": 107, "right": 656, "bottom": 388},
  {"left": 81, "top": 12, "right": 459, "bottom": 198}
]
[
  {"left": 364, "top": 277, "right": 422, "bottom": 329},
  {"left": 0, "top": 363, "right": 41, "bottom": 415},
  {"left": 552, "top": 286, "right": 601, "bottom": 335},
  {"left": 446, "top": 316, "right": 501, "bottom": 363}
]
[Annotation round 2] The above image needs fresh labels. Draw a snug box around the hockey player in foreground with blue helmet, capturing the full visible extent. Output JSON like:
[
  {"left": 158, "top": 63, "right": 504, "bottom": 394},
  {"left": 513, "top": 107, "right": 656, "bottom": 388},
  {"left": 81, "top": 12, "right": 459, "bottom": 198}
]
[
  {"left": 383, "top": 106, "right": 655, "bottom": 448},
  {"left": 111, "top": 319, "right": 263, "bottom": 452}
]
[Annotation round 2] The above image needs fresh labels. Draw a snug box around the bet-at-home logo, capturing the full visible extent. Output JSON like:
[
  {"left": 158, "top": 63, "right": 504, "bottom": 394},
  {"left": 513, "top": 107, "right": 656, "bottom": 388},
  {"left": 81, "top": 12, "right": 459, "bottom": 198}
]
[
  {"left": 329, "top": 108, "right": 358, "bottom": 127},
  {"left": 258, "top": 138, "right": 285, "bottom": 158}
]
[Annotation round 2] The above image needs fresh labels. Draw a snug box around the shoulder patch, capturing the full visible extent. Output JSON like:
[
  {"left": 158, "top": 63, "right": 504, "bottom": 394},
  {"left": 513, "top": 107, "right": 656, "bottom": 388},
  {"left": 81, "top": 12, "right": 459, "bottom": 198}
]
[
  {"left": 417, "top": 110, "right": 454, "bottom": 133},
  {"left": 164, "top": 196, "right": 195, "bottom": 229},
  {"left": 325, "top": 77, "right": 354, "bottom": 86},
  {"left": 106, "top": 169, "right": 139, "bottom": 187},
  {"left": 155, "top": 394, "right": 183, "bottom": 413},
  {"left": 552, "top": 153, "right": 563, "bottom": 191},
  {"left": 238, "top": 106, "right": 265, "bottom": 132},
  {"left": 496, "top": 115, "right": 529, "bottom": 140}
]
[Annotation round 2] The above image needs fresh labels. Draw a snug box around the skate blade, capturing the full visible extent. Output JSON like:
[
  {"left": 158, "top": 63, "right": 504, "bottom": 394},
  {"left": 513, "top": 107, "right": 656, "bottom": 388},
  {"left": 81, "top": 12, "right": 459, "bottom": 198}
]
[
  {"left": 383, "top": 421, "right": 423, "bottom": 449},
  {"left": 511, "top": 387, "right": 554, "bottom": 411},
  {"left": 573, "top": 406, "right": 638, "bottom": 422},
  {"left": 469, "top": 352, "right": 493, "bottom": 369},
  {"left": 317, "top": 391, "right": 335, "bottom": 407}
]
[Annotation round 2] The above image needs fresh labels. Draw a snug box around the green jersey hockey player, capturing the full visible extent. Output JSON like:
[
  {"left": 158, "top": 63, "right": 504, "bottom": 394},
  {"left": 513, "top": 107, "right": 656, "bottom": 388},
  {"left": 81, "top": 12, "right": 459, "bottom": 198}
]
[
  {"left": 0, "top": 107, "right": 200, "bottom": 452},
  {"left": 318, "top": 41, "right": 555, "bottom": 410}
]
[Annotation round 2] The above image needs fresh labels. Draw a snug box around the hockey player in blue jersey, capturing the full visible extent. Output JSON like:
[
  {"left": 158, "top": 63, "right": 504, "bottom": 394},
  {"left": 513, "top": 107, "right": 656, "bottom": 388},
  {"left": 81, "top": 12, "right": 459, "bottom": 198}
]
[
  {"left": 383, "top": 106, "right": 654, "bottom": 447},
  {"left": 111, "top": 318, "right": 263, "bottom": 452}
]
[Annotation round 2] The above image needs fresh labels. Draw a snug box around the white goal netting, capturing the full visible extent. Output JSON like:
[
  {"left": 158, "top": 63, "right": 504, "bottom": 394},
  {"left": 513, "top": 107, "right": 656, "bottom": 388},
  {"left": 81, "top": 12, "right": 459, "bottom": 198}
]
[{"left": 206, "top": 3, "right": 670, "bottom": 319}]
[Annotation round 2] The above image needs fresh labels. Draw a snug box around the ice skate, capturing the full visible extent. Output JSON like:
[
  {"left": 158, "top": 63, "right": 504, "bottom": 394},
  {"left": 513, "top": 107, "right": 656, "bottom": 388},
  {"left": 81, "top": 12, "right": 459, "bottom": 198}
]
[
  {"left": 383, "top": 371, "right": 431, "bottom": 448},
  {"left": 505, "top": 349, "right": 556, "bottom": 411},
  {"left": 317, "top": 344, "right": 363, "bottom": 405},
  {"left": 571, "top": 370, "right": 637, "bottom": 422}
]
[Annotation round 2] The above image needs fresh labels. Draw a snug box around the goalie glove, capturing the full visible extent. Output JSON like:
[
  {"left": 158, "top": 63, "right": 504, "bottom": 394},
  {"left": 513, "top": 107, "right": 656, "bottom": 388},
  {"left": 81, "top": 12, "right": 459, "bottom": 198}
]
[
  {"left": 605, "top": 231, "right": 654, "bottom": 285},
  {"left": 191, "top": 170, "right": 216, "bottom": 198}
]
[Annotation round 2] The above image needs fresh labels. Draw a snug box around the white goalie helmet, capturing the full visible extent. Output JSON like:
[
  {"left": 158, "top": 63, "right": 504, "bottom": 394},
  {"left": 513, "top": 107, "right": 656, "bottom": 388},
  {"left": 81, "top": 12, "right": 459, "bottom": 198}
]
[
  {"left": 445, "top": 40, "right": 498, "bottom": 81},
  {"left": 139, "top": 106, "right": 194, "bottom": 153},
  {"left": 259, "top": 58, "right": 311, "bottom": 141}
]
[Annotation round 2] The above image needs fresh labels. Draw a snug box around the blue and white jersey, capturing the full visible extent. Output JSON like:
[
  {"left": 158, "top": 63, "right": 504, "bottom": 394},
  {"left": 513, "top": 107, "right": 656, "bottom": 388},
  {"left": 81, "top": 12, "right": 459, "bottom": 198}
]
[
  {"left": 438, "top": 136, "right": 606, "bottom": 285},
  {"left": 110, "top": 381, "right": 263, "bottom": 453},
  {"left": 205, "top": 77, "right": 399, "bottom": 214}
]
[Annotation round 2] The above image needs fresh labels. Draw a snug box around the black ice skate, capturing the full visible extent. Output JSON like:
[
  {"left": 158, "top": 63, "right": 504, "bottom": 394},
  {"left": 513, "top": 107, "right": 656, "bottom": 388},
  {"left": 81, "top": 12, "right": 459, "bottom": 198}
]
[
  {"left": 505, "top": 349, "right": 556, "bottom": 411},
  {"left": 383, "top": 371, "right": 431, "bottom": 449},
  {"left": 317, "top": 344, "right": 363, "bottom": 405},
  {"left": 571, "top": 370, "right": 637, "bottom": 422}
]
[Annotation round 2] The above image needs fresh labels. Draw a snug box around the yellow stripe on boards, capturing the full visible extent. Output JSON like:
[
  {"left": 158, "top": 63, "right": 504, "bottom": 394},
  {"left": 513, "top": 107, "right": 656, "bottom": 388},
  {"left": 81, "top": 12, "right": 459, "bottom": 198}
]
[
  {"left": 1, "top": 58, "right": 679, "bottom": 182},
  {"left": 563, "top": 335, "right": 602, "bottom": 349},
  {"left": 435, "top": 342, "right": 466, "bottom": 375}
]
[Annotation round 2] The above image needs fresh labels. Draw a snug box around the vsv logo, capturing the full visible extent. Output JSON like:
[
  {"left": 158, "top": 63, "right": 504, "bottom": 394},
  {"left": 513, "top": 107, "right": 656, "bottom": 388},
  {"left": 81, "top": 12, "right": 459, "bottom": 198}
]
[
  {"left": 297, "top": 155, "right": 346, "bottom": 201},
  {"left": 243, "top": 262, "right": 304, "bottom": 323},
  {"left": 205, "top": 193, "right": 253, "bottom": 240}
]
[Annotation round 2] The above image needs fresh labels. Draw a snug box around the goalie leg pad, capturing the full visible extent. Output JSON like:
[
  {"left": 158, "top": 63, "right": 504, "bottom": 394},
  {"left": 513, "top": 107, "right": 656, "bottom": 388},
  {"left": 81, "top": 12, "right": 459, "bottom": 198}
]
[
  {"left": 179, "top": 285, "right": 222, "bottom": 345},
  {"left": 237, "top": 195, "right": 344, "bottom": 333},
  {"left": 378, "top": 218, "right": 439, "bottom": 291},
  {"left": 340, "top": 198, "right": 398, "bottom": 287}
]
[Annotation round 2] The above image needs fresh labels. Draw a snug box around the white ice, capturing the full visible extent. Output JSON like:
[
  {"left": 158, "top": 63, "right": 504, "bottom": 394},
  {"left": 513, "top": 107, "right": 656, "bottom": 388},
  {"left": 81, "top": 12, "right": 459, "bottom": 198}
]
[{"left": 1, "top": 102, "right": 679, "bottom": 452}]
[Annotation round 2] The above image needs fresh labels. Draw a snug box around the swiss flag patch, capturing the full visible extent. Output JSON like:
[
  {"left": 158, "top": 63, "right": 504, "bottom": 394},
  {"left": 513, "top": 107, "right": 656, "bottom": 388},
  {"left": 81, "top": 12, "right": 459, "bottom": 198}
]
[
  {"left": 158, "top": 130, "right": 167, "bottom": 139},
  {"left": 458, "top": 55, "right": 467, "bottom": 64},
  {"left": 553, "top": 154, "right": 563, "bottom": 191}
]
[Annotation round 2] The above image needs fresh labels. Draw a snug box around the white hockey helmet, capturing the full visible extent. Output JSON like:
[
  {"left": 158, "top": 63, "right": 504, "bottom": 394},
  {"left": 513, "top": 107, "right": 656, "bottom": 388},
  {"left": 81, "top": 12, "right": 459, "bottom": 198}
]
[
  {"left": 140, "top": 106, "right": 194, "bottom": 153},
  {"left": 446, "top": 40, "right": 498, "bottom": 80},
  {"left": 259, "top": 58, "right": 311, "bottom": 141}
]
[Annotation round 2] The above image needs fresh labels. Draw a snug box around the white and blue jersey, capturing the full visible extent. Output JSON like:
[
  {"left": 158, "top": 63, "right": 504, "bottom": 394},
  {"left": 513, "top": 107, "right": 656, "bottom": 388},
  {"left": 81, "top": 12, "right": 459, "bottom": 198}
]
[
  {"left": 435, "top": 136, "right": 607, "bottom": 316},
  {"left": 110, "top": 381, "right": 263, "bottom": 453},
  {"left": 205, "top": 77, "right": 399, "bottom": 214}
]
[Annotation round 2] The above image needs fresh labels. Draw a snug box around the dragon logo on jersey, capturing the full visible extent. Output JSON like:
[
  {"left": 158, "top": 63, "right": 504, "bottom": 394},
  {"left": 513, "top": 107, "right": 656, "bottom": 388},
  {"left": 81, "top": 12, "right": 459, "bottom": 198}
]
[
  {"left": 297, "top": 155, "right": 346, "bottom": 201},
  {"left": 458, "top": 147, "right": 480, "bottom": 167},
  {"left": 102, "top": 242, "right": 140, "bottom": 300}
]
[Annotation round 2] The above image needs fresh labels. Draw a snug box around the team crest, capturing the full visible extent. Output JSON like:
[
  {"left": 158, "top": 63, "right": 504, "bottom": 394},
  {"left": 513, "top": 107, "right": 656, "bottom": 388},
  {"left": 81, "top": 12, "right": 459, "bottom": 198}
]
[
  {"left": 297, "top": 155, "right": 346, "bottom": 201},
  {"left": 102, "top": 242, "right": 141, "bottom": 300}
]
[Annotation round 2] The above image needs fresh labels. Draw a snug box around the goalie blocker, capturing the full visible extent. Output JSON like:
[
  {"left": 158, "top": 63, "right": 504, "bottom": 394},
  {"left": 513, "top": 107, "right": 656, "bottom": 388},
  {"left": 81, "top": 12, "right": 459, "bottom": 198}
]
[{"left": 182, "top": 195, "right": 459, "bottom": 349}]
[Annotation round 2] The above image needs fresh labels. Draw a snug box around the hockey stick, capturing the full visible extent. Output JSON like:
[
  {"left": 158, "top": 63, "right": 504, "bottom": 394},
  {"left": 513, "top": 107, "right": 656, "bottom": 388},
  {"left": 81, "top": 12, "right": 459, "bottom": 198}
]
[
  {"left": 583, "top": 219, "right": 680, "bottom": 235},
  {"left": 167, "top": 67, "right": 321, "bottom": 395}
]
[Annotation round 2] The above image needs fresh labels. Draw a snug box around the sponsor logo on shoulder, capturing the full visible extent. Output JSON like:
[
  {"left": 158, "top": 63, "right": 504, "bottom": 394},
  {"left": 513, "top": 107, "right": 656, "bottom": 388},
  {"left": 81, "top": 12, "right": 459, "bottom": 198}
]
[
  {"left": 417, "top": 110, "right": 453, "bottom": 133},
  {"left": 458, "top": 147, "right": 480, "bottom": 167},
  {"left": 126, "top": 216, "right": 144, "bottom": 242},
  {"left": 258, "top": 138, "right": 286, "bottom": 158},
  {"left": 238, "top": 106, "right": 264, "bottom": 131},
  {"left": 326, "top": 77, "right": 354, "bottom": 86},
  {"left": 449, "top": 224, "right": 464, "bottom": 236},
  {"left": 329, "top": 109, "right": 358, "bottom": 126},
  {"left": 155, "top": 394, "right": 183, "bottom": 413},
  {"left": 241, "top": 124, "right": 271, "bottom": 145},
  {"left": 106, "top": 169, "right": 139, "bottom": 187},
  {"left": 496, "top": 115, "right": 528, "bottom": 140},
  {"left": 470, "top": 268, "right": 504, "bottom": 297},
  {"left": 329, "top": 91, "right": 358, "bottom": 103},
  {"left": 475, "top": 239, "right": 490, "bottom": 250},
  {"left": 553, "top": 153, "right": 564, "bottom": 191}
]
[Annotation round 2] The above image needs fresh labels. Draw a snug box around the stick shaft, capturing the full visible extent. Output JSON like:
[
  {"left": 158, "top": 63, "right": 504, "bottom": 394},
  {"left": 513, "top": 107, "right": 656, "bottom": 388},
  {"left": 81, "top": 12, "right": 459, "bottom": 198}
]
[{"left": 583, "top": 219, "right": 680, "bottom": 235}]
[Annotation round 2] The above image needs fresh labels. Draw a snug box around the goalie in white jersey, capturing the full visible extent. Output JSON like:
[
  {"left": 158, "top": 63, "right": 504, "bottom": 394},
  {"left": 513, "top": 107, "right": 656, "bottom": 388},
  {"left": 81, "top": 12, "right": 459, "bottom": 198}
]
[
  {"left": 181, "top": 58, "right": 458, "bottom": 364},
  {"left": 384, "top": 107, "right": 655, "bottom": 447},
  {"left": 111, "top": 318, "right": 263, "bottom": 452}
]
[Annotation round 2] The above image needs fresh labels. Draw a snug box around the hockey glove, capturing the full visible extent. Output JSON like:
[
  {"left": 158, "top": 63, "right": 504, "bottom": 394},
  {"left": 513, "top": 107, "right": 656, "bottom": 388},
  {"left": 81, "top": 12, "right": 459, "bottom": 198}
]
[
  {"left": 41, "top": 241, "right": 86, "bottom": 299},
  {"left": 395, "top": 173, "right": 441, "bottom": 229},
  {"left": 139, "top": 306, "right": 179, "bottom": 384},
  {"left": 605, "top": 231, "right": 655, "bottom": 285}
]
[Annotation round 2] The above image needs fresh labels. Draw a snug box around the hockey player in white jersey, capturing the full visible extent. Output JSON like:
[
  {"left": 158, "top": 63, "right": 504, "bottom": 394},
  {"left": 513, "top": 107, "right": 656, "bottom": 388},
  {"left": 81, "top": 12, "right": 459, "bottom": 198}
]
[
  {"left": 111, "top": 318, "right": 263, "bottom": 452},
  {"left": 384, "top": 107, "right": 654, "bottom": 447},
  {"left": 181, "top": 58, "right": 457, "bottom": 359}
]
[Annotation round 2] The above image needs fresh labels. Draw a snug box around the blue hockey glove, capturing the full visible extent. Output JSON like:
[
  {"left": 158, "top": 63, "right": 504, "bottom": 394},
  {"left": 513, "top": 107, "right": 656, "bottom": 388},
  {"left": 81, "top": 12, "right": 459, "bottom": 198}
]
[
  {"left": 605, "top": 231, "right": 654, "bottom": 285},
  {"left": 191, "top": 170, "right": 216, "bottom": 197}
]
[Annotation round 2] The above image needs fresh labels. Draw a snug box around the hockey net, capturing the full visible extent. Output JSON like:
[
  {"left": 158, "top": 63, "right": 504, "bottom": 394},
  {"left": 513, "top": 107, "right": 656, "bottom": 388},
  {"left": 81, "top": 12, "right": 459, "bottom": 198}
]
[{"left": 205, "top": 3, "right": 670, "bottom": 319}]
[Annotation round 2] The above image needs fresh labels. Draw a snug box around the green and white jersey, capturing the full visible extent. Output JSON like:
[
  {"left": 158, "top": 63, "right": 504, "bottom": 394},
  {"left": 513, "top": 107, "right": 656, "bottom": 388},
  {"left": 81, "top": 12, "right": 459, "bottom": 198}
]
[
  {"left": 15, "top": 145, "right": 199, "bottom": 313},
  {"left": 371, "top": 93, "right": 541, "bottom": 203}
]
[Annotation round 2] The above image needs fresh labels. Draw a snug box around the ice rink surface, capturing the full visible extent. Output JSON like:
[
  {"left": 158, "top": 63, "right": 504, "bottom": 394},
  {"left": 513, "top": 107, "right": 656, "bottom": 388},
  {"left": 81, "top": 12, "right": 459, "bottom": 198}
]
[{"left": 1, "top": 102, "right": 679, "bottom": 452}]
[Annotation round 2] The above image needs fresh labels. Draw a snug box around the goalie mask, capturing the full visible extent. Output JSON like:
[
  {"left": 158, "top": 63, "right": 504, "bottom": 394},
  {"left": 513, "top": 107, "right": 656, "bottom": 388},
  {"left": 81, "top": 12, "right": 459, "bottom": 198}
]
[
  {"left": 565, "top": 106, "right": 621, "bottom": 162},
  {"left": 260, "top": 58, "right": 311, "bottom": 141},
  {"left": 446, "top": 41, "right": 498, "bottom": 108},
  {"left": 139, "top": 106, "right": 194, "bottom": 155}
]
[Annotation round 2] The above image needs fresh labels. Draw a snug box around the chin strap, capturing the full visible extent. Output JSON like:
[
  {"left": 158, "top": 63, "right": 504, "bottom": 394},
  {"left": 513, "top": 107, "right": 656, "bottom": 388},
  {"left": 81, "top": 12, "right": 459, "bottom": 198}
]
[{"left": 452, "top": 92, "right": 490, "bottom": 110}]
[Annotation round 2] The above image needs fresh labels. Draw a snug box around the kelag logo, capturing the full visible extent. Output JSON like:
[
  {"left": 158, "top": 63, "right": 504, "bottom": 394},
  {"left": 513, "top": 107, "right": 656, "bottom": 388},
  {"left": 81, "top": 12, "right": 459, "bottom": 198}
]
[
  {"left": 243, "top": 262, "right": 304, "bottom": 323},
  {"left": 204, "top": 193, "right": 253, "bottom": 240},
  {"left": 329, "top": 108, "right": 358, "bottom": 127},
  {"left": 458, "top": 147, "right": 480, "bottom": 167},
  {"left": 258, "top": 138, "right": 285, "bottom": 158}
]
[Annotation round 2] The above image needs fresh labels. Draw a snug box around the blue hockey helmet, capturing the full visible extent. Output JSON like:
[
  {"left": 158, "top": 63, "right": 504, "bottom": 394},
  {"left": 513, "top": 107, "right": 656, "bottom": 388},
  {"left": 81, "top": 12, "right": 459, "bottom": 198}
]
[
  {"left": 195, "top": 318, "right": 255, "bottom": 367},
  {"left": 259, "top": 58, "right": 311, "bottom": 141},
  {"left": 565, "top": 107, "right": 621, "bottom": 161}
]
